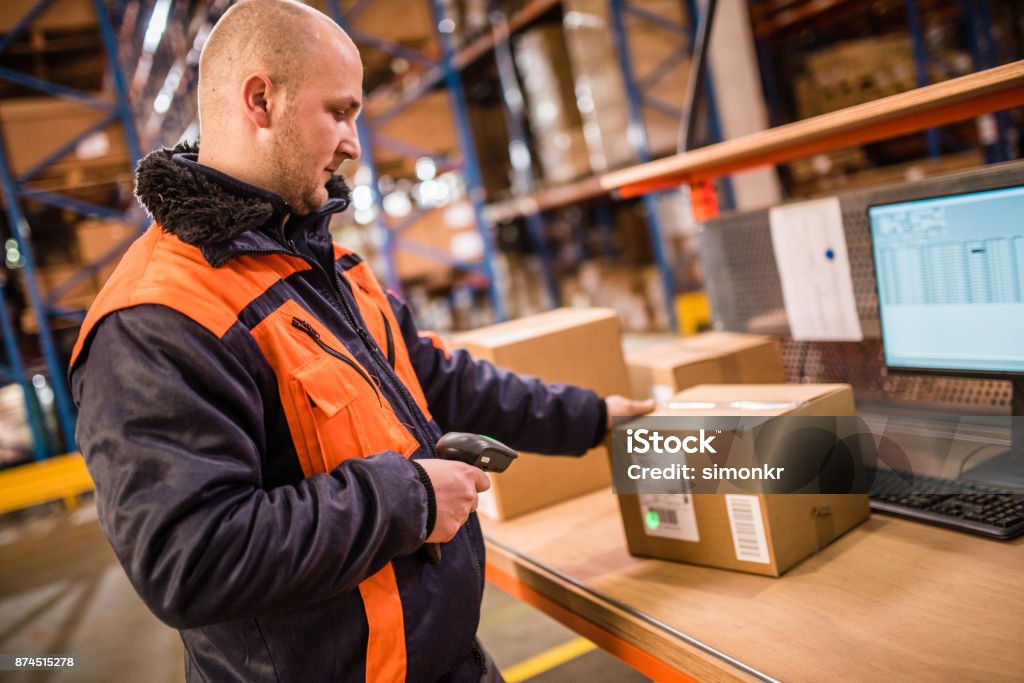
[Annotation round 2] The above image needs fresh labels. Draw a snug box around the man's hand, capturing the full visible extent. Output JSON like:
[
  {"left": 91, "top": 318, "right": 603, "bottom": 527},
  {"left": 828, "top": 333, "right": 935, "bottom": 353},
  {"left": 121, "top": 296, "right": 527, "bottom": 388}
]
[
  {"left": 605, "top": 395, "right": 655, "bottom": 428},
  {"left": 417, "top": 458, "right": 491, "bottom": 543}
]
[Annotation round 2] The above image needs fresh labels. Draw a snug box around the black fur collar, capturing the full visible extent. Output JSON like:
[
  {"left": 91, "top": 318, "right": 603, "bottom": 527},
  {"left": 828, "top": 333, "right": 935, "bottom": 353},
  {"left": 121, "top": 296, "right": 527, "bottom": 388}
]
[{"left": 134, "top": 141, "right": 352, "bottom": 246}]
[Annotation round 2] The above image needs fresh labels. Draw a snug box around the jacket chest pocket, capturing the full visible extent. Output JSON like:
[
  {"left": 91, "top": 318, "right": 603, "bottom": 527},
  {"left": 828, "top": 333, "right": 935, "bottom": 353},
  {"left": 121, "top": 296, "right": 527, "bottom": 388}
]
[{"left": 284, "top": 319, "right": 420, "bottom": 475}]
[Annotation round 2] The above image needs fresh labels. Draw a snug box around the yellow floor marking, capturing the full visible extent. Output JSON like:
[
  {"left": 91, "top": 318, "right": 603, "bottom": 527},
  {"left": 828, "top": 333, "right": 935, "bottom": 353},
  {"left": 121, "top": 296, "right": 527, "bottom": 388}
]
[{"left": 503, "top": 637, "right": 598, "bottom": 682}]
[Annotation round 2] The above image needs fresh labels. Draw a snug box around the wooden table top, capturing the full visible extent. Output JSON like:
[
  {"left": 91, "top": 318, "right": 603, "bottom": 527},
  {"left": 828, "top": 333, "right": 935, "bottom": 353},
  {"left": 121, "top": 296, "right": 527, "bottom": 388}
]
[{"left": 481, "top": 489, "right": 1024, "bottom": 683}]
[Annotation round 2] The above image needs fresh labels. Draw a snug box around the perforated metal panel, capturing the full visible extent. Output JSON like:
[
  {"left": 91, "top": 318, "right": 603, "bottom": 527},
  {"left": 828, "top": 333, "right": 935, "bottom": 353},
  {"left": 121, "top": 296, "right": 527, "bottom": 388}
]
[{"left": 699, "top": 160, "right": 1024, "bottom": 411}]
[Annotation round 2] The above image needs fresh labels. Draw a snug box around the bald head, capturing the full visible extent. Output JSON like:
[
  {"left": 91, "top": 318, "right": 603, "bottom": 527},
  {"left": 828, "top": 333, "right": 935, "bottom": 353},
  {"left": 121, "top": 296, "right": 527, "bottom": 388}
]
[
  {"left": 194, "top": 0, "right": 363, "bottom": 215},
  {"left": 198, "top": 0, "right": 352, "bottom": 125}
]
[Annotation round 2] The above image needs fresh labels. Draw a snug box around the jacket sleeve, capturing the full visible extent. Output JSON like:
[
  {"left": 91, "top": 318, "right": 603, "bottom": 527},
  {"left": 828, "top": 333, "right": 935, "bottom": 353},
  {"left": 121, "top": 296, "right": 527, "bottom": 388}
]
[
  {"left": 71, "top": 305, "right": 428, "bottom": 630},
  {"left": 387, "top": 293, "right": 607, "bottom": 455}
]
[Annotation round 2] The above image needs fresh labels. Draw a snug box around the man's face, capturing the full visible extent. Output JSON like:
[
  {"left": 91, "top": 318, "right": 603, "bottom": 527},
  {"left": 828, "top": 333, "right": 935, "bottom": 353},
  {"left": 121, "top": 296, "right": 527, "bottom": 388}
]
[{"left": 270, "top": 35, "right": 362, "bottom": 215}]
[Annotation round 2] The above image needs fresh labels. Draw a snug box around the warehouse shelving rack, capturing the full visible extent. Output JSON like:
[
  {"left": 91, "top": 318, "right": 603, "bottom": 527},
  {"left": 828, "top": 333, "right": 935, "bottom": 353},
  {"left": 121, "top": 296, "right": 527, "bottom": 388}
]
[
  {"left": 326, "top": 0, "right": 727, "bottom": 331},
  {"left": 606, "top": 0, "right": 731, "bottom": 330},
  {"left": 750, "top": 0, "right": 1015, "bottom": 165},
  {"left": 481, "top": 60, "right": 1024, "bottom": 681},
  {"left": 0, "top": 0, "right": 145, "bottom": 461},
  {"left": 487, "top": 1, "right": 561, "bottom": 308},
  {"left": 327, "top": 0, "right": 512, "bottom": 321},
  {"left": 485, "top": 61, "right": 1024, "bottom": 206},
  {"left": 2, "top": 2, "right": 1020, "bottom": 507}
]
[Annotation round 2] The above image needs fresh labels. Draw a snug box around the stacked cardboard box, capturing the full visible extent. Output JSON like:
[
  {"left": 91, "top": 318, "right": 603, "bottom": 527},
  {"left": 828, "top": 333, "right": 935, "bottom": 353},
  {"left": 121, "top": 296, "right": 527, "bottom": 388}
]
[
  {"left": 559, "top": 263, "right": 670, "bottom": 333},
  {"left": 513, "top": 24, "right": 592, "bottom": 184},
  {"left": 20, "top": 264, "right": 99, "bottom": 334},
  {"left": 391, "top": 202, "right": 482, "bottom": 282},
  {"left": 627, "top": 331, "right": 785, "bottom": 402},
  {"left": 562, "top": 0, "right": 692, "bottom": 165},
  {"left": 787, "top": 149, "right": 985, "bottom": 198},
  {"left": 451, "top": 307, "right": 631, "bottom": 519},
  {"left": 561, "top": 0, "right": 635, "bottom": 172},
  {"left": 75, "top": 219, "right": 137, "bottom": 286},
  {"left": 791, "top": 35, "right": 973, "bottom": 120},
  {"left": 0, "top": 97, "right": 130, "bottom": 185},
  {"left": 372, "top": 91, "right": 458, "bottom": 179}
]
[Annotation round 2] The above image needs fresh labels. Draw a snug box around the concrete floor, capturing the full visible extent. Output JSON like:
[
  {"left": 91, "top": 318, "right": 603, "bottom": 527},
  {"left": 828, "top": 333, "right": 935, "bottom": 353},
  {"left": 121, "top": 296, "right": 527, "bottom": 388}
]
[{"left": 0, "top": 499, "right": 650, "bottom": 682}]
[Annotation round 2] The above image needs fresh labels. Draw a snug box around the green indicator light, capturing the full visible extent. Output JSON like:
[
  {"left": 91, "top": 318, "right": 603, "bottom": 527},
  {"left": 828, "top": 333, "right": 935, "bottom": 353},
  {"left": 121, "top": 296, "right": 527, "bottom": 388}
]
[{"left": 645, "top": 510, "right": 661, "bottom": 530}]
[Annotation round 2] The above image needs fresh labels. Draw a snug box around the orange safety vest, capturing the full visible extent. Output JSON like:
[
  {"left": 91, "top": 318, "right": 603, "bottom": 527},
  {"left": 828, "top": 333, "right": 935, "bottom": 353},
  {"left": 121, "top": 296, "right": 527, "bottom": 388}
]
[{"left": 72, "top": 224, "right": 437, "bottom": 682}]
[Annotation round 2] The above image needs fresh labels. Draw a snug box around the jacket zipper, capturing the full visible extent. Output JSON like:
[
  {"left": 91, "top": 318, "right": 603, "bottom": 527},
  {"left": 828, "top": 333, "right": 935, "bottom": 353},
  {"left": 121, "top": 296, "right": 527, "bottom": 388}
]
[
  {"left": 291, "top": 242, "right": 436, "bottom": 450},
  {"left": 291, "top": 317, "right": 382, "bottom": 407},
  {"left": 380, "top": 310, "right": 395, "bottom": 368},
  {"left": 216, "top": 240, "right": 436, "bottom": 451},
  {"left": 303, "top": 250, "right": 432, "bottom": 448}
]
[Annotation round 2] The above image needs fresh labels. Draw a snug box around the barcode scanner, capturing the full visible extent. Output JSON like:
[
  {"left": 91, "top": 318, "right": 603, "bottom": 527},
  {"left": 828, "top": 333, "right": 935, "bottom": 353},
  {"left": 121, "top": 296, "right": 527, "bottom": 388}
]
[
  {"left": 435, "top": 432, "right": 518, "bottom": 472},
  {"left": 424, "top": 433, "right": 518, "bottom": 564}
]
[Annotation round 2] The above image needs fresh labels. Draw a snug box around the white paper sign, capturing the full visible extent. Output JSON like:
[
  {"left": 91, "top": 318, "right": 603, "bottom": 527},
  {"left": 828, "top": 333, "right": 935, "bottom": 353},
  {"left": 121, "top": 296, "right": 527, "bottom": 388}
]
[{"left": 769, "top": 197, "right": 864, "bottom": 341}]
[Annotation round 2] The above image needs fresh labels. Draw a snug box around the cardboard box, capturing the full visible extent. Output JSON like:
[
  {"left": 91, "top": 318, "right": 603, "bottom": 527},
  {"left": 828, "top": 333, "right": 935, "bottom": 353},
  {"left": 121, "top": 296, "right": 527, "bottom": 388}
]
[
  {"left": 76, "top": 219, "right": 138, "bottom": 286},
  {"left": 617, "top": 383, "right": 869, "bottom": 576},
  {"left": 627, "top": 331, "right": 785, "bottom": 402},
  {"left": 392, "top": 202, "right": 480, "bottom": 282},
  {"left": 561, "top": 0, "right": 691, "bottom": 167},
  {"left": 0, "top": 97, "right": 129, "bottom": 178},
  {"left": 452, "top": 308, "right": 631, "bottom": 519},
  {"left": 514, "top": 25, "right": 592, "bottom": 184},
  {"left": 21, "top": 264, "right": 100, "bottom": 334}
]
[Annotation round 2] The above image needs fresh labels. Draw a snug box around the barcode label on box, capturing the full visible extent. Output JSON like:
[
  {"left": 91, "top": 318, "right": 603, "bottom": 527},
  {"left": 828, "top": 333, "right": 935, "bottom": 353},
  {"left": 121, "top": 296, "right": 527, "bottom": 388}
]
[
  {"left": 725, "top": 495, "right": 770, "bottom": 564},
  {"left": 638, "top": 493, "right": 699, "bottom": 542}
]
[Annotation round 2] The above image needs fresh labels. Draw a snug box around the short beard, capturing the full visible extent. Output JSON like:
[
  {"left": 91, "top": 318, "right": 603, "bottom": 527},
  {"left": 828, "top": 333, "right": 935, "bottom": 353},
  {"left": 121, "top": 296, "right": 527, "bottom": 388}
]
[{"left": 268, "top": 108, "right": 327, "bottom": 215}]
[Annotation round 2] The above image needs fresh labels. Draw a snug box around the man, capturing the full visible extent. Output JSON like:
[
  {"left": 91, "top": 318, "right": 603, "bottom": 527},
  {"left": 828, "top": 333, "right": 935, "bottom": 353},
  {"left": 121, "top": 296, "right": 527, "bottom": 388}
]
[{"left": 70, "top": 1, "right": 651, "bottom": 680}]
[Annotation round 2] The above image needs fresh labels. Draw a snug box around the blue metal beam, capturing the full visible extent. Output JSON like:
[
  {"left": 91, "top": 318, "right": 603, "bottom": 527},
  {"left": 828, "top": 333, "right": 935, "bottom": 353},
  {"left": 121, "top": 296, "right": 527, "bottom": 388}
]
[
  {"left": 637, "top": 42, "right": 691, "bottom": 92},
  {"left": 0, "top": 68, "right": 115, "bottom": 112},
  {"left": 18, "top": 188, "right": 124, "bottom": 221},
  {"left": 0, "top": 0, "right": 58, "bottom": 54},
  {"left": 0, "top": 129, "right": 78, "bottom": 451},
  {"left": 429, "top": 0, "right": 507, "bottom": 321},
  {"left": 489, "top": 3, "right": 559, "bottom": 307},
  {"left": 49, "top": 233, "right": 140, "bottom": 307},
  {"left": 346, "top": 27, "right": 438, "bottom": 69},
  {"left": 371, "top": 132, "right": 457, "bottom": 167},
  {"left": 608, "top": 0, "right": 677, "bottom": 331},
  {"left": 16, "top": 114, "right": 120, "bottom": 184},
  {"left": 42, "top": 228, "right": 138, "bottom": 306},
  {"left": 42, "top": 306, "right": 88, "bottom": 323},
  {"left": 905, "top": 0, "right": 941, "bottom": 158},
  {"left": 592, "top": 201, "right": 619, "bottom": 263},
  {"left": 622, "top": 3, "right": 687, "bottom": 33},
  {"left": 327, "top": 0, "right": 403, "bottom": 295},
  {"left": 683, "top": 0, "right": 734, "bottom": 209},
  {"left": 95, "top": 0, "right": 143, "bottom": 167},
  {"left": 0, "top": 0, "right": 151, "bottom": 462},
  {"left": 0, "top": 279, "right": 51, "bottom": 460},
  {"left": 753, "top": 37, "right": 784, "bottom": 127},
  {"left": 641, "top": 91, "right": 683, "bottom": 119}
]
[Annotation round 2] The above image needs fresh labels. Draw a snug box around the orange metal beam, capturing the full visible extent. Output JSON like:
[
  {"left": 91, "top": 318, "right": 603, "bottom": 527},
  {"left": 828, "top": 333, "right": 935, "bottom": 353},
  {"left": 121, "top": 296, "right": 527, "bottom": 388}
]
[
  {"left": 485, "top": 61, "right": 1024, "bottom": 218},
  {"left": 617, "top": 84, "right": 1024, "bottom": 197},
  {"left": 485, "top": 562, "right": 699, "bottom": 683}
]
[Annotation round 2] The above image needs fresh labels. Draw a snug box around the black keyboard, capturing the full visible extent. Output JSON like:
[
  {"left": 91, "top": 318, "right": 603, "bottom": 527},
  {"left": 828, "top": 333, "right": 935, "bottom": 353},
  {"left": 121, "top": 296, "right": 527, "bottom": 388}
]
[{"left": 868, "top": 469, "right": 1024, "bottom": 540}]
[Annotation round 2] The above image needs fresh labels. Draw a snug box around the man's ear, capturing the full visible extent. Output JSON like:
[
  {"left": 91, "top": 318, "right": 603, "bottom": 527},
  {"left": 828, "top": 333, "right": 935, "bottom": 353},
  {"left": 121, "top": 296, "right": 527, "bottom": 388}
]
[{"left": 240, "top": 73, "right": 274, "bottom": 128}]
